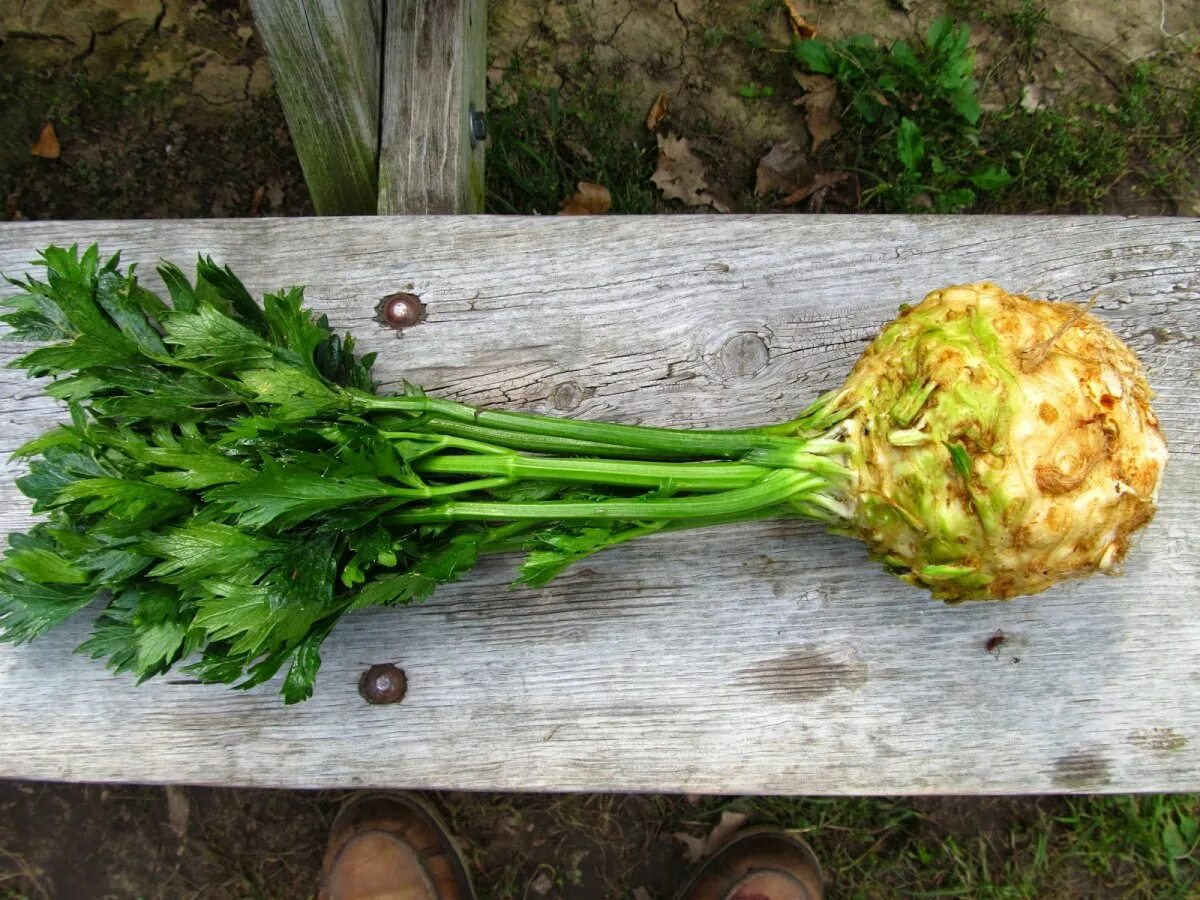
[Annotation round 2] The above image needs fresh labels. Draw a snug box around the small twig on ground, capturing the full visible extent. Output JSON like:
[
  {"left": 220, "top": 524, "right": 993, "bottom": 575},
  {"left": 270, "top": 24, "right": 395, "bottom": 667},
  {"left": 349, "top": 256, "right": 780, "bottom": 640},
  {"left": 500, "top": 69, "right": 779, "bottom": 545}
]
[{"left": 0, "top": 846, "right": 52, "bottom": 900}]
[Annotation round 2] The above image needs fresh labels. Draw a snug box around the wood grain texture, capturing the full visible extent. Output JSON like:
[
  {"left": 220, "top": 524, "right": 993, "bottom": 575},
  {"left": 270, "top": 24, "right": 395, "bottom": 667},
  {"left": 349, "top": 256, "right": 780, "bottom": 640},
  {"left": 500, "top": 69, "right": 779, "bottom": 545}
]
[
  {"left": 378, "top": 0, "right": 487, "bottom": 213},
  {"left": 250, "top": 0, "right": 381, "bottom": 214},
  {"left": 0, "top": 216, "right": 1197, "bottom": 794}
]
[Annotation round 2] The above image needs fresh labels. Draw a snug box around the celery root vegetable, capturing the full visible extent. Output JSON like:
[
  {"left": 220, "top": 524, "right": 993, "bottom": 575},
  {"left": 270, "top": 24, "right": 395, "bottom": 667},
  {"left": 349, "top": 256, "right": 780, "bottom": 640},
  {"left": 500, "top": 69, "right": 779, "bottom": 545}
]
[{"left": 0, "top": 248, "right": 1167, "bottom": 701}]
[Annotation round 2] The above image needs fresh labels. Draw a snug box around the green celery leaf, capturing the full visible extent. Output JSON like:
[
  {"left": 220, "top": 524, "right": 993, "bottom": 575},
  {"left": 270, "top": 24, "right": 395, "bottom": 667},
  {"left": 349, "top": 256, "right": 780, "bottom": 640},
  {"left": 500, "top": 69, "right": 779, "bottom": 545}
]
[
  {"left": 163, "top": 304, "right": 274, "bottom": 371},
  {"left": 5, "top": 546, "right": 89, "bottom": 584},
  {"left": 205, "top": 464, "right": 397, "bottom": 529},
  {"left": 157, "top": 261, "right": 197, "bottom": 313},
  {"left": 195, "top": 256, "right": 269, "bottom": 335},
  {"left": 143, "top": 523, "right": 283, "bottom": 583},
  {"left": 0, "top": 571, "right": 95, "bottom": 643},
  {"left": 93, "top": 271, "right": 167, "bottom": 355}
]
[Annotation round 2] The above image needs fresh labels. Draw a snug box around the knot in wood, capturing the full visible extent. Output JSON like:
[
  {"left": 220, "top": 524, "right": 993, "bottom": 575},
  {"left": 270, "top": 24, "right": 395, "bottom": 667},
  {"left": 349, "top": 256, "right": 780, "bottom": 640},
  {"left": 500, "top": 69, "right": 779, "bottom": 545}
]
[
  {"left": 713, "top": 332, "right": 770, "bottom": 378},
  {"left": 551, "top": 381, "right": 587, "bottom": 411}
]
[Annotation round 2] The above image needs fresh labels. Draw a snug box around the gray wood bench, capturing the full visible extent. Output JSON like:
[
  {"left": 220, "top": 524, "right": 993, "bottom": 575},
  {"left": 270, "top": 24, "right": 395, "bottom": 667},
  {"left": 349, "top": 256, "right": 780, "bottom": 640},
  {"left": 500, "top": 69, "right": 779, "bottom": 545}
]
[{"left": 0, "top": 215, "right": 1196, "bottom": 793}]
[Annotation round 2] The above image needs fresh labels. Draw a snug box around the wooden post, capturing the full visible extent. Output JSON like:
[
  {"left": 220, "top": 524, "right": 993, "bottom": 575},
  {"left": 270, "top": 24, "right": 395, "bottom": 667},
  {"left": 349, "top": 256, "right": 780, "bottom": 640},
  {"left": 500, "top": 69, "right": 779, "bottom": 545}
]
[
  {"left": 377, "top": 0, "right": 488, "bottom": 214},
  {"left": 249, "top": 0, "right": 382, "bottom": 215}
]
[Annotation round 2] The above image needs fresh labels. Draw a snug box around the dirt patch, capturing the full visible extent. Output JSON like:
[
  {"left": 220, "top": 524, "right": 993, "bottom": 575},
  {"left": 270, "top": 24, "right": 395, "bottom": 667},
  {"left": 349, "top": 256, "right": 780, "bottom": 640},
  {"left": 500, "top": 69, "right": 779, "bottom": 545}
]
[
  {"left": 487, "top": 0, "right": 1200, "bottom": 212},
  {"left": 0, "top": 781, "right": 333, "bottom": 898},
  {"left": 0, "top": 0, "right": 309, "bottom": 221}
]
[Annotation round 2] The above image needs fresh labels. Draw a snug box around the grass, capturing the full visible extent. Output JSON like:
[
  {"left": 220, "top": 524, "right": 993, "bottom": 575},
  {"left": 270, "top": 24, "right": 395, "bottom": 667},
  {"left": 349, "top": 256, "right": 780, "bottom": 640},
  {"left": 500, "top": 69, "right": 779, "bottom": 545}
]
[
  {"left": 984, "top": 0, "right": 1051, "bottom": 79},
  {"left": 485, "top": 55, "right": 658, "bottom": 215},
  {"left": 681, "top": 794, "right": 1200, "bottom": 898},
  {"left": 434, "top": 791, "right": 1200, "bottom": 897},
  {"left": 986, "top": 62, "right": 1200, "bottom": 212}
]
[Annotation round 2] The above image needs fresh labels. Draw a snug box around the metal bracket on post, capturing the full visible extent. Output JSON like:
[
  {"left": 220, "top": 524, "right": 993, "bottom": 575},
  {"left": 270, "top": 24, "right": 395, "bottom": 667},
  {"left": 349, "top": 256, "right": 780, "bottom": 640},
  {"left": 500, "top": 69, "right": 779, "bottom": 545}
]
[{"left": 468, "top": 103, "right": 487, "bottom": 149}]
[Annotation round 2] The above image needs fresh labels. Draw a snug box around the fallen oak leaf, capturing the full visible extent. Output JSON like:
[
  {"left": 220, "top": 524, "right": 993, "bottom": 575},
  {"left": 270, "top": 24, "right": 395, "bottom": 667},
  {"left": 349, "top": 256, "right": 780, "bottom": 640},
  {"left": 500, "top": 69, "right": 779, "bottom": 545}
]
[
  {"left": 651, "top": 134, "right": 732, "bottom": 213},
  {"left": 646, "top": 89, "right": 671, "bottom": 131},
  {"left": 778, "top": 170, "right": 850, "bottom": 206},
  {"left": 755, "top": 140, "right": 814, "bottom": 197},
  {"left": 783, "top": 0, "right": 818, "bottom": 38},
  {"left": 529, "top": 870, "right": 554, "bottom": 896},
  {"left": 30, "top": 122, "right": 61, "bottom": 159},
  {"left": 794, "top": 73, "right": 841, "bottom": 152},
  {"left": 559, "top": 181, "right": 612, "bottom": 215}
]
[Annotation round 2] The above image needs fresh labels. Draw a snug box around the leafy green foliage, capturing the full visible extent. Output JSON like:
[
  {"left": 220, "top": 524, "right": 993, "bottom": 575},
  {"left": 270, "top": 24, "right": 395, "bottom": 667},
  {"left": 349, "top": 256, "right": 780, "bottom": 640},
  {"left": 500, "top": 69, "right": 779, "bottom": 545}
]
[
  {"left": 793, "top": 17, "right": 1011, "bottom": 212},
  {"left": 1, "top": 245, "right": 802, "bottom": 702},
  {"left": 984, "top": 61, "right": 1200, "bottom": 213},
  {"left": 0, "top": 245, "right": 426, "bottom": 701},
  {"left": 793, "top": 13, "right": 1200, "bottom": 215}
]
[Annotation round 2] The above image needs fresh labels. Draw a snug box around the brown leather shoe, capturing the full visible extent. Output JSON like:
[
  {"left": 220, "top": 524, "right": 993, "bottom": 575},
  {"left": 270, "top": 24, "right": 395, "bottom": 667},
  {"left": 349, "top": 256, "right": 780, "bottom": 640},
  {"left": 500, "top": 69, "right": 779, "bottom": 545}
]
[
  {"left": 319, "top": 793, "right": 476, "bottom": 900},
  {"left": 674, "top": 828, "right": 824, "bottom": 900}
]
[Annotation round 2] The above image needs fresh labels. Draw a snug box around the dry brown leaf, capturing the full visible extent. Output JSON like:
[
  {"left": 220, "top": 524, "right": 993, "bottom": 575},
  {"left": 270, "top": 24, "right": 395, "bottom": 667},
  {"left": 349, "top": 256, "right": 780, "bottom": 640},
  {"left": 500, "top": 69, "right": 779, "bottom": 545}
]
[
  {"left": 165, "top": 785, "right": 189, "bottom": 840},
  {"left": 794, "top": 73, "right": 841, "bottom": 152},
  {"left": 632, "top": 888, "right": 654, "bottom": 900},
  {"left": 4, "top": 193, "right": 24, "bottom": 222},
  {"left": 530, "top": 871, "right": 554, "bottom": 896},
  {"left": 651, "top": 134, "right": 732, "bottom": 213},
  {"left": 646, "top": 89, "right": 671, "bottom": 131},
  {"left": 559, "top": 181, "right": 612, "bottom": 215},
  {"left": 783, "top": 0, "right": 817, "bottom": 39},
  {"left": 250, "top": 185, "right": 266, "bottom": 216},
  {"left": 563, "top": 137, "right": 595, "bottom": 164},
  {"left": 1020, "top": 83, "right": 1046, "bottom": 112},
  {"left": 755, "top": 140, "right": 814, "bottom": 197},
  {"left": 779, "top": 170, "right": 850, "bottom": 206},
  {"left": 30, "top": 122, "right": 60, "bottom": 159},
  {"left": 266, "top": 178, "right": 285, "bottom": 209},
  {"left": 674, "top": 810, "right": 750, "bottom": 864},
  {"left": 672, "top": 830, "right": 707, "bottom": 864}
]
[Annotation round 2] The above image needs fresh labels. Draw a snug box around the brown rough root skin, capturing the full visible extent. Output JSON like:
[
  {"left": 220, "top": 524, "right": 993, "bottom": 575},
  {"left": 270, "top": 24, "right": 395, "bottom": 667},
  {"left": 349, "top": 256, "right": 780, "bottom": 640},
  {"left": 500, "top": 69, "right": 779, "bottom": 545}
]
[{"left": 836, "top": 283, "right": 1168, "bottom": 602}]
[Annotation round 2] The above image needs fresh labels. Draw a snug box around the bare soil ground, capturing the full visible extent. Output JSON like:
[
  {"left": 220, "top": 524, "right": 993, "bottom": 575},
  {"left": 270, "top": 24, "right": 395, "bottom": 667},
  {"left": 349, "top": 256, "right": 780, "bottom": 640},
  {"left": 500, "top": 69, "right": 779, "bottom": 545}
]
[{"left": 0, "top": 1, "right": 1198, "bottom": 898}]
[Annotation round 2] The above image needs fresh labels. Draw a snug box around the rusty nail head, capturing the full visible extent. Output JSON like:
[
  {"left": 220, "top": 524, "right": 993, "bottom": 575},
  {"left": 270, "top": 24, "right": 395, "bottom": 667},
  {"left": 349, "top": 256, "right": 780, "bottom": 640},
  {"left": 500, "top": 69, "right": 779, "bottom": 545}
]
[{"left": 377, "top": 292, "right": 426, "bottom": 331}]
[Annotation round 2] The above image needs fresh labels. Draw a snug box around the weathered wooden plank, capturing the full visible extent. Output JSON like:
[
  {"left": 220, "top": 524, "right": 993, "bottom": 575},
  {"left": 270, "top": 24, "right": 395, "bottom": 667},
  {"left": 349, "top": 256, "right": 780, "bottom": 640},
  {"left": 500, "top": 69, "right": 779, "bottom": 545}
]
[
  {"left": 378, "top": 0, "right": 487, "bottom": 213},
  {"left": 0, "top": 216, "right": 1196, "bottom": 794},
  {"left": 250, "top": 0, "right": 381, "bottom": 214}
]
